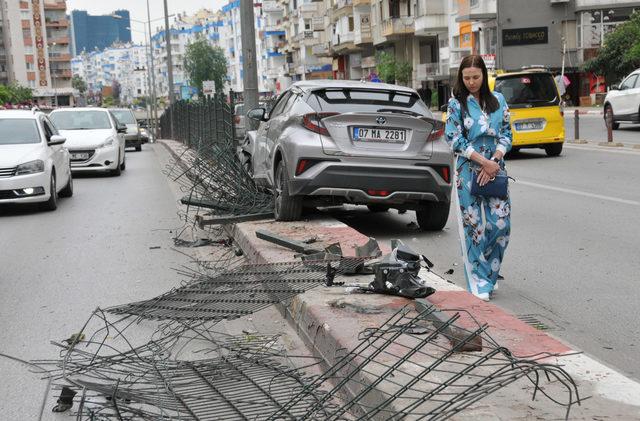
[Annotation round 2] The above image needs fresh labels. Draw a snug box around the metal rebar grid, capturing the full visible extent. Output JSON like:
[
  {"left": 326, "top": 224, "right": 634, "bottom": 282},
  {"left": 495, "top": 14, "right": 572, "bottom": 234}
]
[
  {"left": 38, "top": 309, "right": 331, "bottom": 421},
  {"left": 106, "top": 258, "right": 368, "bottom": 321},
  {"left": 269, "top": 305, "right": 581, "bottom": 421}
]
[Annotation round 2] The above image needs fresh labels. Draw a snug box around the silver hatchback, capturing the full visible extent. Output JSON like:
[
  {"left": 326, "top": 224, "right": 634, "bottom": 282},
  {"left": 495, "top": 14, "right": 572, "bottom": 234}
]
[{"left": 240, "top": 80, "right": 453, "bottom": 230}]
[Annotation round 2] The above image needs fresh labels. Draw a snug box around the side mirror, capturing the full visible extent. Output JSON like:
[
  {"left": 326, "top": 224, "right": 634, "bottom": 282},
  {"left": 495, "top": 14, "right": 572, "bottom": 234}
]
[
  {"left": 439, "top": 104, "right": 448, "bottom": 112},
  {"left": 610, "top": 84, "right": 619, "bottom": 91},
  {"left": 48, "top": 135, "right": 66, "bottom": 145},
  {"left": 116, "top": 123, "right": 127, "bottom": 133},
  {"left": 247, "top": 107, "right": 267, "bottom": 122}
]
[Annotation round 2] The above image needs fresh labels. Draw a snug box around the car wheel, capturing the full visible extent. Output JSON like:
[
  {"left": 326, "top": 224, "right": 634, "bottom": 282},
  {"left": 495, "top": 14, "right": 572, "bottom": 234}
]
[
  {"left": 241, "top": 153, "right": 253, "bottom": 176},
  {"left": 416, "top": 200, "right": 450, "bottom": 231},
  {"left": 135, "top": 143, "right": 142, "bottom": 152},
  {"left": 544, "top": 143, "right": 563, "bottom": 157},
  {"left": 273, "top": 161, "right": 302, "bottom": 221},
  {"left": 111, "top": 152, "right": 122, "bottom": 176},
  {"left": 367, "top": 204, "right": 390, "bottom": 212},
  {"left": 604, "top": 105, "right": 620, "bottom": 130},
  {"left": 59, "top": 170, "right": 73, "bottom": 198},
  {"left": 120, "top": 153, "right": 126, "bottom": 171},
  {"left": 42, "top": 173, "right": 58, "bottom": 211}
]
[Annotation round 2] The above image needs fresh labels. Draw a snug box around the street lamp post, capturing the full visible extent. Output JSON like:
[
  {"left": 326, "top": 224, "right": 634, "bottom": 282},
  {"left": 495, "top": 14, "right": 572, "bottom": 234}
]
[
  {"left": 163, "top": 0, "right": 175, "bottom": 140},
  {"left": 127, "top": 26, "right": 153, "bottom": 129}
]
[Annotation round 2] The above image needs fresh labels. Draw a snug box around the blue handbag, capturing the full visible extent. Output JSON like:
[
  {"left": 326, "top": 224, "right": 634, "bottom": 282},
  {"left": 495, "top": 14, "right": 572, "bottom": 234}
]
[{"left": 471, "top": 169, "right": 509, "bottom": 199}]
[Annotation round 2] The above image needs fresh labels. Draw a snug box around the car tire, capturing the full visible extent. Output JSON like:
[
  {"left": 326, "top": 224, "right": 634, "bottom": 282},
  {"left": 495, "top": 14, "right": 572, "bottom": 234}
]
[
  {"left": 120, "top": 153, "right": 126, "bottom": 171},
  {"left": 42, "top": 173, "right": 58, "bottom": 211},
  {"left": 274, "top": 161, "right": 302, "bottom": 221},
  {"left": 544, "top": 143, "right": 563, "bottom": 157},
  {"left": 241, "top": 153, "right": 252, "bottom": 176},
  {"left": 111, "top": 152, "right": 122, "bottom": 176},
  {"left": 604, "top": 105, "right": 620, "bottom": 130},
  {"left": 416, "top": 200, "right": 450, "bottom": 231},
  {"left": 367, "top": 204, "right": 390, "bottom": 212},
  {"left": 59, "top": 170, "right": 73, "bottom": 198},
  {"left": 135, "top": 143, "right": 142, "bottom": 152}
]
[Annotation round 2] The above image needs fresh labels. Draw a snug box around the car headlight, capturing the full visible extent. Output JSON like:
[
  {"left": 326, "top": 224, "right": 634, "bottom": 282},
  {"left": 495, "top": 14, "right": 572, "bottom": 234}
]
[
  {"left": 100, "top": 138, "right": 116, "bottom": 148},
  {"left": 15, "top": 159, "right": 45, "bottom": 175}
]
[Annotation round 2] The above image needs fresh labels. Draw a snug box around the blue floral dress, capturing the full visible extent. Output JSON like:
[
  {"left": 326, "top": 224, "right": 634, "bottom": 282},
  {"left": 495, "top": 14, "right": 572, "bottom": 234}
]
[{"left": 445, "top": 93, "right": 512, "bottom": 297}]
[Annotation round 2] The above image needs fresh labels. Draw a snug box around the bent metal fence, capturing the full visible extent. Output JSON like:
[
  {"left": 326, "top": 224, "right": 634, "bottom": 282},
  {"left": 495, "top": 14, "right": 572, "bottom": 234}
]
[{"left": 160, "top": 96, "right": 236, "bottom": 148}]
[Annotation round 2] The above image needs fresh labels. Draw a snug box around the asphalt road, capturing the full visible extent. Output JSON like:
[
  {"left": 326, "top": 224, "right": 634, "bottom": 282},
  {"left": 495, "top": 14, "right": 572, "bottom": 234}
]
[
  {"left": 329, "top": 143, "right": 640, "bottom": 381},
  {"left": 565, "top": 113, "right": 640, "bottom": 146},
  {"left": 0, "top": 145, "right": 187, "bottom": 419}
]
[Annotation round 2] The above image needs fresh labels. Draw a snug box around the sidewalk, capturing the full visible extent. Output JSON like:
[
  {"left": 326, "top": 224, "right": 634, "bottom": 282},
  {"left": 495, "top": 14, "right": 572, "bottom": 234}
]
[{"left": 158, "top": 139, "right": 640, "bottom": 419}]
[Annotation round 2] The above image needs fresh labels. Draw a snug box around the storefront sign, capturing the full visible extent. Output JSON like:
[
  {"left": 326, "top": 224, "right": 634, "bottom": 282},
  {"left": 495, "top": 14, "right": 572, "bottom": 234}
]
[
  {"left": 502, "top": 27, "right": 548, "bottom": 46},
  {"left": 360, "top": 14, "right": 371, "bottom": 40},
  {"left": 481, "top": 54, "right": 495, "bottom": 70}
]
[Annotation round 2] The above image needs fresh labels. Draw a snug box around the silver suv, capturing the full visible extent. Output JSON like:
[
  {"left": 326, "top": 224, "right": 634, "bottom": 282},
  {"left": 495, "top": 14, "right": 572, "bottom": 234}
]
[{"left": 240, "top": 80, "right": 453, "bottom": 230}]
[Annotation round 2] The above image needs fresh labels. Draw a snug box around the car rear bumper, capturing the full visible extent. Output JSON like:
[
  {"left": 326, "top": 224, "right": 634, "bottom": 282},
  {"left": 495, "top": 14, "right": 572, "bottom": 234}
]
[
  {"left": 0, "top": 172, "right": 50, "bottom": 204},
  {"left": 288, "top": 162, "right": 452, "bottom": 204}
]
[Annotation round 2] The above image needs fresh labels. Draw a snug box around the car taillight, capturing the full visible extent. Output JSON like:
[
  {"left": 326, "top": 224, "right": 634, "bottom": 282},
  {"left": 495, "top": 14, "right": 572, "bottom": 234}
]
[
  {"left": 367, "top": 189, "right": 391, "bottom": 197},
  {"left": 302, "top": 113, "right": 339, "bottom": 136},
  {"left": 427, "top": 120, "right": 445, "bottom": 142}
]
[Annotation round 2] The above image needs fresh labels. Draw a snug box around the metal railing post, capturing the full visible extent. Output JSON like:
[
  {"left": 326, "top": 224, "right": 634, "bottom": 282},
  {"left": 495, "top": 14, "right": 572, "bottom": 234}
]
[{"left": 574, "top": 109, "right": 579, "bottom": 141}]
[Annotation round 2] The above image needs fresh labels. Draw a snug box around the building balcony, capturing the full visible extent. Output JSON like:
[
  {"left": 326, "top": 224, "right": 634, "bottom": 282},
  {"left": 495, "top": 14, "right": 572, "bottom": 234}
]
[
  {"left": 48, "top": 37, "right": 70, "bottom": 45},
  {"left": 49, "top": 53, "right": 71, "bottom": 61},
  {"left": 262, "top": 0, "right": 284, "bottom": 12},
  {"left": 414, "top": 14, "right": 446, "bottom": 35},
  {"left": 333, "top": 0, "right": 353, "bottom": 19},
  {"left": 312, "top": 42, "right": 332, "bottom": 57},
  {"left": 332, "top": 32, "right": 357, "bottom": 53},
  {"left": 382, "top": 17, "right": 415, "bottom": 38},
  {"left": 43, "top": 2, "right": 66, "bottom": 10},
  {"left": 353, "top": 0, "right": 369, "bottom": 5},
  {"left": 52, "top": 69, "right": 72, "bottom": 78},
  {"left": 45, "top": 19, "right": 69, "bottom": 28}
]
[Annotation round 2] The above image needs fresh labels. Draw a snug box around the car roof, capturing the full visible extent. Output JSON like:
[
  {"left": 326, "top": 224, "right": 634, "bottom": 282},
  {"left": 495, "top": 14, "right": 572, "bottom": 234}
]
[
  {"left": 291, "top": 79, "right": 417, "bottom": 94},
  {"left": 494, "top": 69, "right": 553, "bottom": 78},
  {"left": 0, "top": 110, "right": 42, "bottom": 119},
  {"left": 109, "top": 108, "right": 134, "bottom": 112},
  {"left": 50, "top": 107, "right": 110, "bottom": 113}
]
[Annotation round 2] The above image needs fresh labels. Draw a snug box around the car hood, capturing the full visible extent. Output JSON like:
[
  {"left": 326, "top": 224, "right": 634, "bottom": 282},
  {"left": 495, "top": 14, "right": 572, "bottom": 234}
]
[
  {"left": 0, "top": 143, "right": 44, "bottom": 167},
  {"left": 58, "top": 129, "right": 114, "bottom": 149}
]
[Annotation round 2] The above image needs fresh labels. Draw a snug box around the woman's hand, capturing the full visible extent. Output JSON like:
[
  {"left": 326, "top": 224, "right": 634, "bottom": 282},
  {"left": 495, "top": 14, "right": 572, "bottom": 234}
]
[{"left": 478, "top": 159, "right": 500, "bottom": 186}]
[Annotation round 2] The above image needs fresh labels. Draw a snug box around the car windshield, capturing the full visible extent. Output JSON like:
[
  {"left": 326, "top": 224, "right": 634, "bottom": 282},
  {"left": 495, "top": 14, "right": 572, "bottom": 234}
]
[
  {"left": 0, "top": 119, "right": 40, "bottom": 145},
  {"left": 307, "top": 88, "right": 430, "bottom": 115},
  {"left": 494, "top": 73, "right": 559, "bottom": 108},
  {"left": 111, "top": 110, "right": 137, "bottom": 124},
  {"left": 49, "top": 110, "right": 112, "bottom": 130}
]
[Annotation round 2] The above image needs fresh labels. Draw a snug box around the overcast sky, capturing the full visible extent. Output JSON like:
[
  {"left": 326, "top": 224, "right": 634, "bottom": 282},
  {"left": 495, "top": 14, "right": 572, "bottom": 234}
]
[{"left": 66, "top": 0, "right": 227, "bottom": 42}]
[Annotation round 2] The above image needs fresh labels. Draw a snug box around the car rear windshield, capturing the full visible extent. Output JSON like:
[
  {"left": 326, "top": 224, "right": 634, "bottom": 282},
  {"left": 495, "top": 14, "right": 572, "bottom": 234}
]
[
  {"left": 0, "top": 119, "right": 40, "bottom": 145},
  {"left": 307, "top": 88, "right": 429, "bottom": 116},
  {"left": 50, "top": 110, "right": 112, "bottom": 130},
  {"left": 493, "top": 73, "right": 559, "bottom": 108},
  {"left": 111, "top": 110, "right": 137, "bottom": 124}
]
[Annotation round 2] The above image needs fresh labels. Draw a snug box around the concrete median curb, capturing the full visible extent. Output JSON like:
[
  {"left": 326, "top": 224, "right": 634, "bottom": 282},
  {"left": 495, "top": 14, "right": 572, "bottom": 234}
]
[{"left": 158, "top": 138, "right": 640, "bottom": 419}]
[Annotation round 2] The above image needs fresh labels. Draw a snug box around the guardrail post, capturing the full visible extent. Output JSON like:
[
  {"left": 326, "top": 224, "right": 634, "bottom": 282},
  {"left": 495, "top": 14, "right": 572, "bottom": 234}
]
[{"left": 574, "top": 109, "right": 579, "bottom": 141}]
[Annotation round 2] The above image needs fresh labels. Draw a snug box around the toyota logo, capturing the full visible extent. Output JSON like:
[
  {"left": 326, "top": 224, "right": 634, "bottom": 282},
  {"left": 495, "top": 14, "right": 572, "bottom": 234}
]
[{"left": 376, "top": 116, "right": 386, "bottom": 125}]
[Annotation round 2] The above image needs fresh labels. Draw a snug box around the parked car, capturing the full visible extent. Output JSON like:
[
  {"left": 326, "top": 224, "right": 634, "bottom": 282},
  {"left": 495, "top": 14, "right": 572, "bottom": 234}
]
[
  {"left": 0, "top": 109, "right": 73, "bottom": 210},
  {"left": 110, "top": 108, "right": 143, "bottom": 151},
  {"left": 235, "top": 102, "right": 265, "bottom": 140},
  {"left": 491, "top": 68, "right": 565, "bottom": 156},
  {"left": 137, "top": 120, "right": 153, "bottom": 143},
  {"left": 49, "top": 107, "right": 127, "bottom": 176},
  {"left": 603, "top": 68, "right": 640, "bottom": 130},
  {"left": 239, "top": 80, "right": 453, "bottom": 230}
]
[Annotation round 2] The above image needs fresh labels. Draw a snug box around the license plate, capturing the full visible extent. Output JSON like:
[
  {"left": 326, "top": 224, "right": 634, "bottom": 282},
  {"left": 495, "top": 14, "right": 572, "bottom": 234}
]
[
  {"left": 353, "top": 127, "right": 406, "bottom": 143},
  {"left": 515, "top": 121, "right": 544, "bottom": 131},
  {"left": 71, "top": 153, "right": 89, "bottom": 160}
]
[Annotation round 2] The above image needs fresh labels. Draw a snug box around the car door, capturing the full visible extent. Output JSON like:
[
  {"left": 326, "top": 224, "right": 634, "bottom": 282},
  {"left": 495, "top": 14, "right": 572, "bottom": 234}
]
[
  {"left": 616, "top": 74, "right": 638, "bottom": 116},
  {"left": 265, "top": 91, "right": 300, "bottom": 182},
  {"left": 41, "top": 117, "right": 67, "bottom": 189},
  {"left": 109, "top": 112, "right": 125, "bottom": 161},
  {"left": 254, "top": 91, "right": 291, "bottom": 180}
]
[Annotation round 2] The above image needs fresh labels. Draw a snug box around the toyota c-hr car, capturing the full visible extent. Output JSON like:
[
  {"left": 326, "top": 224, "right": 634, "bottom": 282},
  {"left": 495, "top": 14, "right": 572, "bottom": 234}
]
[
  {"left": 49, "top": 108, "right": 127, "bottom": 176},
  {"left": 0, "top": 109, "right": 73, "bottom": 210},
  {"left": 110, "top": 108, "right": 143, "bottom": 151},
  {"left": 240, "top": 80, "right": 453, "bottom": 230},
  {"left": 603, "top": 68, "right": 640, "bottom": 130}
]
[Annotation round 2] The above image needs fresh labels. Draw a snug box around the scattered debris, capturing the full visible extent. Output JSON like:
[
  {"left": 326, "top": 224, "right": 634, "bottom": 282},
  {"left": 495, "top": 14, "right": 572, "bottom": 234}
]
[
  {"left": 51, "top": 386, "right": 76, "bottom": 413},
  {"left": 445, "top": 268, "right": 455, "bottom": 275},
  {"left": 148, "top": 246, "right": 161, "bottom": 250},
  {"left": 173, "top": 237, "right": 214, "bottom": 247}
]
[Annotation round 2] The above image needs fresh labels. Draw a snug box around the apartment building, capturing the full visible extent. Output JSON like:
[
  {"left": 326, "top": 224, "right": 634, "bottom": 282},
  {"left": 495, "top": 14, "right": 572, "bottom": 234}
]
[
  {"left": 150, "top": 9, "right": 224, "bottom": 100},
  {"left": 0, "top": 0, "right": 73, "bottom": 106},
  {"left": 69, "top": 10, "right": 131, "bottom": 56}
]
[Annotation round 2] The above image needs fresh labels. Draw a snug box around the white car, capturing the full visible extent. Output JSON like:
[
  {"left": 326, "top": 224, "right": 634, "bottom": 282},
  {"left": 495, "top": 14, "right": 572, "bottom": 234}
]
[
  {"left": 49, "top": 107, "right": 127, "bottom": 176},
  {"left": 603, "top": 68, "right": 640, "bottom": 129},
  {"left": 0, "top": 109, "right": 73, "bottom": 210}
]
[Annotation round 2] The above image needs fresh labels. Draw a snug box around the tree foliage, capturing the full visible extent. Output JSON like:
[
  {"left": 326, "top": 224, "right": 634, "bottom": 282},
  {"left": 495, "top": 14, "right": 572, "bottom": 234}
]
[
  {"left": 0, "top": 84, "right": 33, "bottom": 104},
  {"left": 102, "top": 95, "right": 116, "bottom": 107},
  {"left": 584, "top": 11, "right": 640, "bottom": 84},
  {"left": 184, "top": 38, "right": 228, "bottom": 94},
  {"left": 72, "top": 75, "right": 87, "bottom": 94},
  {"left": 375, "top": 52, "right": 413, "bottom": 85},
  {"left": 111, "top": 80, "right": 121, "bottom": 102}
]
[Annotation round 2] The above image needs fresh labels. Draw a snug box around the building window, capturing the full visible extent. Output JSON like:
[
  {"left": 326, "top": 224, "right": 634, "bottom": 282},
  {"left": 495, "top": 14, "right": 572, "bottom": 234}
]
[
  {"left": 348, "top": 16, "right": 354, "bottom": 31},
  {"left": 470, "top": 0, "right": 479, "bottom": 7},
  {"left": 389, "top": 0, "right": 400, "bottom": 19},
  {"left": 304, "top": 19, "right": 311, "bottom": 30}
]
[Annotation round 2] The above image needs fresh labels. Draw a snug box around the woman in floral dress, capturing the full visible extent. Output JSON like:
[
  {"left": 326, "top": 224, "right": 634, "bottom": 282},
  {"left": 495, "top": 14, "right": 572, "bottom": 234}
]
[{"left": 445, "top": 55, "right": 513, "bottom": 301}]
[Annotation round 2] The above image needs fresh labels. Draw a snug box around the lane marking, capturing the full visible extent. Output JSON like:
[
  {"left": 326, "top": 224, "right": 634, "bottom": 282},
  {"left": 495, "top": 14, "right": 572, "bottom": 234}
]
[
  {"left": 516, "top": 180, "right": 640, "bottom": 206},
  {"left": 565, "top": 144, "right": 640, "bottom": 154}
]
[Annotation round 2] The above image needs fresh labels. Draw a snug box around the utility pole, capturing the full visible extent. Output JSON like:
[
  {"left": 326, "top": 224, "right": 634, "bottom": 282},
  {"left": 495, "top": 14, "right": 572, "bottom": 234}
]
[
  {"left": 240, "top": 0, "right": 259, "bottom": 129},
  {"left": 163, "top": 0, "right": 175, "bottom": 139},
  {"left": 146, "top": 0, "right": 159, "bottom": 139},
  {"left": 495, "top": 0, "right": 503, "bottom": 70}
]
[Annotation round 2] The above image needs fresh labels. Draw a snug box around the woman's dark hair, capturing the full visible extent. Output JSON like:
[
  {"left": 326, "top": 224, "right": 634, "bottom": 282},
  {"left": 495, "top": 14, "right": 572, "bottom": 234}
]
[{"left": 453, "top": 55, "right": 499, "bottom": 114}]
